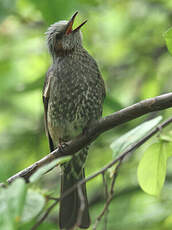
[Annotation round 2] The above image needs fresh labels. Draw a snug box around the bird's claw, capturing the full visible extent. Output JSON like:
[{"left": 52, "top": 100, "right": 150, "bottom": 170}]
[{"left": 58, "top": 142, "right": 68, "bottom": 152}]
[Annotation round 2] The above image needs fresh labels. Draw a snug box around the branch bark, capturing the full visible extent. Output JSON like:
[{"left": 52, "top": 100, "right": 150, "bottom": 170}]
[{"left": 7, "top": 92, "right": 172, "bottom": 183}]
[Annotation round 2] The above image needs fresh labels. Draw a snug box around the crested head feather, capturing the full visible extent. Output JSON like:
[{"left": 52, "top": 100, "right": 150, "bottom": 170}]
[{"left": 45, "top": 20, "right": 83, "bottom": 58}]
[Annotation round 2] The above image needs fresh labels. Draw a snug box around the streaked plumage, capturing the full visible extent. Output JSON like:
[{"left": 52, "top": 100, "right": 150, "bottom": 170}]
[{"left": 43, "top": 12, "right": 105, "bottom": 229}]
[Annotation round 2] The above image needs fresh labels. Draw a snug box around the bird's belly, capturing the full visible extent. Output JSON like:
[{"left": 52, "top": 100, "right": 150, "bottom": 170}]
[
  {"left": 47, "top": 102, "right": 85, "bottom": 146},
  {"left": 47, "top": 73, "right": 102, "bottom": 146}
]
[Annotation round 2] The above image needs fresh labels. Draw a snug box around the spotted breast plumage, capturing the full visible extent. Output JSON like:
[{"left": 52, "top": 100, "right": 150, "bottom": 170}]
[{"left": 43, "top": 12, "right": 105, "bottom": 229}]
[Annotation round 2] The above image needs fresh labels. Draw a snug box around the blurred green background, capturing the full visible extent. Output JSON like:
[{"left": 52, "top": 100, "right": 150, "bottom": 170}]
[{"left": 0, "top": 0, "right": 172, "bottom": 229}]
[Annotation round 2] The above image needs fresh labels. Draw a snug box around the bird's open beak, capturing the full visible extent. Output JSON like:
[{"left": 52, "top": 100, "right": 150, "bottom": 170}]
[{"left": 65, "top": 12, "right": 87, "bottom": 35}]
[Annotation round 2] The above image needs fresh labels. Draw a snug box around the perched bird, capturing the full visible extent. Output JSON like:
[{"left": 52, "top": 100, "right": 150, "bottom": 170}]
[{"left": 43, "top": 12, "right": 106, "bottom": 229}]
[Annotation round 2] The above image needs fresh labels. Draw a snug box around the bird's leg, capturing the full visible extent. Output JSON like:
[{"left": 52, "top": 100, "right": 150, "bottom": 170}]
[{"left": 58, "top": 137, "right": 68, "bottom": 152}]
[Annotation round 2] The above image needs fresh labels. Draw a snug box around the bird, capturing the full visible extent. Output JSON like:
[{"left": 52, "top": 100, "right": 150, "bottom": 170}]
[{"left": 43, "top": 12, "right": 106, "bottom": 229}]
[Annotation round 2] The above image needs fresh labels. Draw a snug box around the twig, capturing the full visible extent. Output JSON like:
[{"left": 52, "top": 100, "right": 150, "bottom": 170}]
[
  {"left": 45, "top": 195, "right": 60, "bottom": 201},
  {"left": 93, "top": 160, "right": 122, "bottom": 230},
  {"left": 76, "top": 184, "right": 85, "bottom": 227},
  {"left": 6, "top": 93, "right": 172, "bottom": 183},
  {"left": 102, "top": 172, "right": 109, "bottom": 201},
  {"left": 102, "top": 172, "right": 109, "bottom": 230}
]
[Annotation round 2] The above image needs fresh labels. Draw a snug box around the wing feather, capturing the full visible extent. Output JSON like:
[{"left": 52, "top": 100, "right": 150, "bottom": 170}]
[{"left": 43, "top": 68, "right": 54, "bottom": 152}]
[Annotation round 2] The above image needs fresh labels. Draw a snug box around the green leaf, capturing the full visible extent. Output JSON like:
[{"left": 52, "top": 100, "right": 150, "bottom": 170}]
[
  {"left": 110, "top": 116, "right": 162, "bottom": 158},
  {"left": 0, "top": 192, "right": 14, "bottom": 230},
  {"left": 0, "top": 178, "right": 27, "bottom": 229},
  {"left": 137, "top": 142, "right": 167, "bottom": 196},
  {"left": 30, "top": 156, "right": 72, "bottom": 183},
  {"left": 165, "top": 142, "right": 172, "bottom": 158},
  {"left": 164, "top": 28, "right": 172, "bottom": 55},
  {"left": 8, "top": 178, "right": 27, "bottom": 219},
  {"left": 21, "top": 189, "right": 45, "bottom": 222}
]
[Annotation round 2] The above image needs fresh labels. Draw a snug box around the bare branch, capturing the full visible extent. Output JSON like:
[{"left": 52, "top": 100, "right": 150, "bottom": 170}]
[{"left": 6, "top": 93, "right": 172, "bottom": 184}]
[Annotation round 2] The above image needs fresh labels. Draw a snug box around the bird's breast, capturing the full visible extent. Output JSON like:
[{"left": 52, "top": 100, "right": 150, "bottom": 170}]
[{"left": 47, "top": 53, "right": 104, "bottom": 143}]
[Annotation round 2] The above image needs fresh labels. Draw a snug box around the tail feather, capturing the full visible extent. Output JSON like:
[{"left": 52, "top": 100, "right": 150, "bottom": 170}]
[{"left": 59, "top": 153, "right": 90, "bottom": 229}]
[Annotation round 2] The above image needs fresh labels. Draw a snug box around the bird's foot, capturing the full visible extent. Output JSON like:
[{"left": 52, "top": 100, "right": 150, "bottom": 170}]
[{"left": 58, "top": 138, "right": 68, "bottom": 152}]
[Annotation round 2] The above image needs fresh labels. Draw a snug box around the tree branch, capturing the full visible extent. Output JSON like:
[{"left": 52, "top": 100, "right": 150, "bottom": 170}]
[
  {"left": 30, "top": 116, "right": 172, "bottom": 229},
  {"left": 7, "top": 93, "right": 172, "bottom": 183}
]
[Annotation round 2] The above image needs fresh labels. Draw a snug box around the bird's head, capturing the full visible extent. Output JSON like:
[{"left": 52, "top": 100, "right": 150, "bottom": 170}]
[{"left": 46, "top": 12, "right": 87, "bottom": 57}]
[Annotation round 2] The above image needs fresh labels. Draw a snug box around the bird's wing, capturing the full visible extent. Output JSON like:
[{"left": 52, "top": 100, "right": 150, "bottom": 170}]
[
  {"left": 100, "top": 73, "right": 106, "bottom": 100},
  {"left": 43, "top": 68, "right": 54, "bottom": 152}
]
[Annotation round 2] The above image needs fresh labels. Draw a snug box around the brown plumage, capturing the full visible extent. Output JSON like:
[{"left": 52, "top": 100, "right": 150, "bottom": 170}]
[{"left": 43, "top": 12, "right": 105, "bottom": 229}]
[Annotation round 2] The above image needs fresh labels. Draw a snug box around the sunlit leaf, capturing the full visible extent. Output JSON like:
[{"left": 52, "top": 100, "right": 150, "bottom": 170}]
[
  {"left": 137, "top": 142, "right": 167, "bottom": 196},
  {"left": 111, "top": 116, "right": 162, "bottom": 158},
  {"left": 8, "top": 178, "right": 27, "bottom": 218},
  {"left": 21, "top": 189, "right": 45, "bottom": 222},
  {"left": 164, "top": 27, "right": 172, "bottom": 55},
  {"left": 160, "top": 134, "right": 172, "bottom": 143},
  {"left": 164, "top": 142, "right": 172, "bottom": 158},
  {"left": 0, "top": 178, "right": 27, "bottom": 229},
  {"left": 30, "top": 156, "right": 72, "bottom": 182}
]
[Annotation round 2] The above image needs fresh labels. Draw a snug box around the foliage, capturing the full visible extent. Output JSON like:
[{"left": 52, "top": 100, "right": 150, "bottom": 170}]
[
  {"left": 30, "top": 156, "right": 72, "bottom": 182},
  {"left": 138, "top": 142, "right": 167, "bottom": 196},
  {"left": 0, "top": 0, "right": 172, "bottom": 229},
  {"left": 111, "top": 116, "right": 171, "bottom": 196},
  {"left": 110, "top": 116, "right": 162, "bottom": 158},
  {"left": 0, "top": 178, "right": 45, "bottom": 229},
  {"left": 164, "top": 27, "right": 172, "bottom": 55}
]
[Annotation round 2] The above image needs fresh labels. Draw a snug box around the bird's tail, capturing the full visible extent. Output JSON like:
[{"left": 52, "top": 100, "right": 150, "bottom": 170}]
[{"left": 59, "top": 149, "right": 90, "bottom": 229}]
